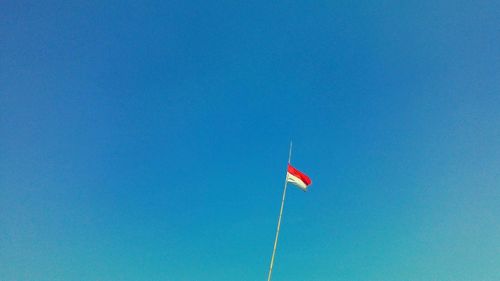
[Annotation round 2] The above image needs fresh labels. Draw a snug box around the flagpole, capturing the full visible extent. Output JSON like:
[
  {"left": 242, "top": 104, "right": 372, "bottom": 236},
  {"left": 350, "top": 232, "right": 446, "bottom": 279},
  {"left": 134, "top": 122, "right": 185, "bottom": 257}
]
[{"left": 267, "top": 141, "right": 292, "bottom": 281}]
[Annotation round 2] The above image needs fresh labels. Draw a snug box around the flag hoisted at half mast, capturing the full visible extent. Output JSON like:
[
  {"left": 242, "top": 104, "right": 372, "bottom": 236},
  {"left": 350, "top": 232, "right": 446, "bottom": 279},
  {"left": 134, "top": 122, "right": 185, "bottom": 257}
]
[
  {"left": 286, "top": 164, "right": 312, "bottom": 191},
  {"left": 267, "top": 142, "right": 312, "bottom": 281}
]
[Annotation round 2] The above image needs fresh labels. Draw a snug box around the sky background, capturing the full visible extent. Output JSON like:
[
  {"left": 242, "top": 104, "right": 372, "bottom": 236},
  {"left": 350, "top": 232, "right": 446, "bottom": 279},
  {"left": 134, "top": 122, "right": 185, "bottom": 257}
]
[{"left": 1, "top": 1, "right": 499, "bottom": 281}]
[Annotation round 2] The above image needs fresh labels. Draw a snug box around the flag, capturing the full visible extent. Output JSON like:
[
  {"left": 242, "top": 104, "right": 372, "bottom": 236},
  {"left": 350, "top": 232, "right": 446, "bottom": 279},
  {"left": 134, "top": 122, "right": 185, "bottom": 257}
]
[{"left": 286, "top": 164, "right": 312, "bottom": 191}]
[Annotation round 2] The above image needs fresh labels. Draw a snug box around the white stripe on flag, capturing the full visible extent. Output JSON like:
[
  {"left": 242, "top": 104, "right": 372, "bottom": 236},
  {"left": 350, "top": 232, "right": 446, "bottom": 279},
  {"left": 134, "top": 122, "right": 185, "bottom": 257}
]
[{"left": 287, "top": 172, "right": 308, "bottom": 191}]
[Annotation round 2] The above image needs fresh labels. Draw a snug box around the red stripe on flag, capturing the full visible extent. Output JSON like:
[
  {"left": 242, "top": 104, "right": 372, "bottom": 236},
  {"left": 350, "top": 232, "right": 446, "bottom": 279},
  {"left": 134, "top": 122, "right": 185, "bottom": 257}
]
[{"left": 287, "top": 164, "right": 312, "bottom": 186}]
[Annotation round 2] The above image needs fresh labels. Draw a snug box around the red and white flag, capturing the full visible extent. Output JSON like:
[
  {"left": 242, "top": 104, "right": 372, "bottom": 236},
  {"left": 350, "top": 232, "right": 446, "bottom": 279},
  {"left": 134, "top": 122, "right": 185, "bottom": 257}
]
[{"left": 286, "top": 164, "right": 312, "bottom": 191}]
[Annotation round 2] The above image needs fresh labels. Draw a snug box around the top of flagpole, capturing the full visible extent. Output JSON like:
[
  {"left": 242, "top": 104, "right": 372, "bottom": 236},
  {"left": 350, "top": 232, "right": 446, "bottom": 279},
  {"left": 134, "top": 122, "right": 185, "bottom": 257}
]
[{"left": 288, "top": 141, "right": 292, "bottom": 164}]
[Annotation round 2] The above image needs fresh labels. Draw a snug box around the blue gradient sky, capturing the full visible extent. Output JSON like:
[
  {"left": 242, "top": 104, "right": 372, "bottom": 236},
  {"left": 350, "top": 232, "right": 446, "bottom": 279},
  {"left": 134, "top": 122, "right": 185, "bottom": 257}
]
[{"left": 1, "top": 1, "right": 499, "bottom": 281}]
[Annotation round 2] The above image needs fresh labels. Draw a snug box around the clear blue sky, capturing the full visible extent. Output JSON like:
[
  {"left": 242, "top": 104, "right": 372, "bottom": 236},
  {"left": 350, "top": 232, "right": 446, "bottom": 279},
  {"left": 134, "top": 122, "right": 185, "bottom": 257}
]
[{"left": 1, "top": 1, "right": 499, "bottom": 281}]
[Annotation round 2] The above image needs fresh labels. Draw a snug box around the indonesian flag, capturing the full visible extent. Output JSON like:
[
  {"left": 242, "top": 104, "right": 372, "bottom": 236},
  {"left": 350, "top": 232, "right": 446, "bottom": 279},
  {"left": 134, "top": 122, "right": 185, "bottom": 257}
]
[{"left": 287, "top": 164, "right": 312, "bottom": 191}]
